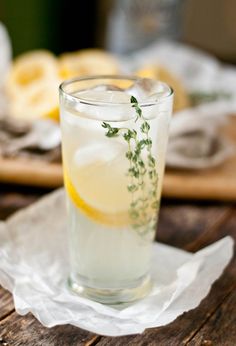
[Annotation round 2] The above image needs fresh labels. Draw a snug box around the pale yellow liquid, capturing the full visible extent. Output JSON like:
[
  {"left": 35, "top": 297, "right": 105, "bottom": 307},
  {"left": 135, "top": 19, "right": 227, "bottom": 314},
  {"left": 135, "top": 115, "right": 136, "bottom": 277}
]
[
  {"left": 61, "top": 89, "right": 171, "bottom": 300},
  {"left": 71, "top": 157, "right": 131, "bottom": 214},
  {"left": 65, "top": 149, "right": 156, "bottom": 289}
]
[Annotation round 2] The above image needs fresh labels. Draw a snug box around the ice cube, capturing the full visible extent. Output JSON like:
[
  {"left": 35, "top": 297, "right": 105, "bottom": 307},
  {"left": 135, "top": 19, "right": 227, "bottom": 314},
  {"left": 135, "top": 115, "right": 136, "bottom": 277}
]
[
  {"left": 88, "top": 84, "right": 124, "bottom": 92},
  {"left": 76, "top": 89, "right": 130, "bottom": 104},
  {"left": 74, "top": 142, "right": 125, "bottom": 168},
  {"left": 71, "top": 89, "right": 133, "bottom": 122},
  {"left": 126, "top": 78, "right": 171, "bottom": 103},
  {"left": 126, "top": 78, "right": 158, "bottom": 101}
]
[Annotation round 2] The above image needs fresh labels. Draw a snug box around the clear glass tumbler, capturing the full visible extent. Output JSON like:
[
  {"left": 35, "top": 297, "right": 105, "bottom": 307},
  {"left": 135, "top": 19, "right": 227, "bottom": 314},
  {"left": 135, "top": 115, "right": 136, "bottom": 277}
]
[{"left": 59, "top": 76, "right": 173, "bottom": 305}]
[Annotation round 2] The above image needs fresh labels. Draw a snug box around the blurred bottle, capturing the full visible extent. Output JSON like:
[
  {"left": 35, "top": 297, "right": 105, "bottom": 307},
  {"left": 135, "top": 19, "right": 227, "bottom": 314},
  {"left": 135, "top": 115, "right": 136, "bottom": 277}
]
[{"left": 106, "top": 0, "right": 183, "bottom": 54}]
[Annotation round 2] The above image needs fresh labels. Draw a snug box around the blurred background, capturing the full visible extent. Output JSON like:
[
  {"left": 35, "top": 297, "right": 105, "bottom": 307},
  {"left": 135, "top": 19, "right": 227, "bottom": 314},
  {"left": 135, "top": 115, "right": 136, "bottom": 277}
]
[
  {"left": 1, "top": 0, "right": 236, "bottom": 64},
  {"left": 0, "top": 2, "right": 236, "bottom": 341},
  {"left": 0, "top": 0, "right": 236, "bottom": 200}
]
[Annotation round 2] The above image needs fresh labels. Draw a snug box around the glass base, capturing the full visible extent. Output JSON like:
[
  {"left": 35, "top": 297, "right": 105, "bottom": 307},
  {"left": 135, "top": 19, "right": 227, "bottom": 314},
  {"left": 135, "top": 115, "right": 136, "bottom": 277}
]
[{"left": 68, "top": 274, "right": 152, "bottom": 306}]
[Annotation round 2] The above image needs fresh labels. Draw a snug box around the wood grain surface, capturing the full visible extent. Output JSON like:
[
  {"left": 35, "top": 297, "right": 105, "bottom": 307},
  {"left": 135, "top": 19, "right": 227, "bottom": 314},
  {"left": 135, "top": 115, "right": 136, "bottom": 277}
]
[
  {"left": 0, "top": 158, "right": 62, "bottom": 188},
  {"left": 0, "top": 117, "right": 236, "bottom": 201},
  {"left": 0, "top": 187, "right": 235, "bottom": 345}
]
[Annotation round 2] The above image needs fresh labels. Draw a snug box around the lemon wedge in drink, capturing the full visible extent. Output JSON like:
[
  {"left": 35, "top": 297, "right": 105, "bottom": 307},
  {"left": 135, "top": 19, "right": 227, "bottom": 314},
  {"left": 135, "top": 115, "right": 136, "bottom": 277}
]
[
  {"left": 64, "top": 170, "right": 131, "bottom": 227},
  {"left": 63, "top": 145, "right": 132, "bottom": 227}
]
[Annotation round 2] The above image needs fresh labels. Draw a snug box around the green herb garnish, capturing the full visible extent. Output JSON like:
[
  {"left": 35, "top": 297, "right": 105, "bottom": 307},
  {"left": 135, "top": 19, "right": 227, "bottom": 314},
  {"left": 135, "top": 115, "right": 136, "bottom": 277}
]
[
  {"left": 102, "top": 96, "right": 159, "bottom": 236},
  {"left": 189, "top": 91, "right": 231, "bottom": 106}
]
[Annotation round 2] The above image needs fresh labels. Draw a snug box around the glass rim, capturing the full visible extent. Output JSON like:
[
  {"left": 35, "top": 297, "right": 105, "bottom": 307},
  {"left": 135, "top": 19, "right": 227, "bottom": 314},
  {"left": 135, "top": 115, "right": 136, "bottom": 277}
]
[{"left": 59, "top": 75, "right": 174, "bottom": 107}]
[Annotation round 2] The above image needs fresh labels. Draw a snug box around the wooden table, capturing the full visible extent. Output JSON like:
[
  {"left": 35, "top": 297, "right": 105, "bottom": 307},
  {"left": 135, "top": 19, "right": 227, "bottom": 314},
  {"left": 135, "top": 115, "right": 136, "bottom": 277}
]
[{"left": 0, "top": 183, "right": 235, "bottom": 345}]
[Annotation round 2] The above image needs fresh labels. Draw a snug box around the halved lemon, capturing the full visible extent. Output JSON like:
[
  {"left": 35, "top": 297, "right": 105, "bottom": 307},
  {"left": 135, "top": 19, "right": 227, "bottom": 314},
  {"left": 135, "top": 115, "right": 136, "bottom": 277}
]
[
  {"left": 5, "top": 50, "right": 60, "bottom": 121},
  {"left": 44, "top": 106, "right": 60, "bottom": 122},
  {"left": 59, "top": 49, "right": 120, "bottom": 79},
  {"left": 6, "top": 50, "right": 60, "bottom": 99},
  {"left": 8, "top": 81, "right": 59, "bottom": 121}
]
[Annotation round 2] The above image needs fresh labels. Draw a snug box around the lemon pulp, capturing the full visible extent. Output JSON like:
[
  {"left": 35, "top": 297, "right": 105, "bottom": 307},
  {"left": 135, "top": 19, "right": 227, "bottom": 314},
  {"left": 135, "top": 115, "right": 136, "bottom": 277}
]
[{"left": 64, "top": 158, "right": 132, "bottom": 227}]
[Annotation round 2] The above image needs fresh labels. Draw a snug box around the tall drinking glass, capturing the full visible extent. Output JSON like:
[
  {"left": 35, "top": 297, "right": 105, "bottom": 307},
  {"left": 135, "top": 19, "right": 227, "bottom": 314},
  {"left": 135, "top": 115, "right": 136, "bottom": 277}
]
[{"left": 59, "top": 76, "right": 173, "bottom": 304}]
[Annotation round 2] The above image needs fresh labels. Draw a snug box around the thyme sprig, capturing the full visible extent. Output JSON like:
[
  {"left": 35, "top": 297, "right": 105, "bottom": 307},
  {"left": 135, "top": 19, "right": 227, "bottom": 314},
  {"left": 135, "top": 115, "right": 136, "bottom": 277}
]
[
  {"left": 102, "top": 96, "right": 159, "bottom": 236},
  {"left": 189, "top": 91, "right": 231, "bottom": 107}
]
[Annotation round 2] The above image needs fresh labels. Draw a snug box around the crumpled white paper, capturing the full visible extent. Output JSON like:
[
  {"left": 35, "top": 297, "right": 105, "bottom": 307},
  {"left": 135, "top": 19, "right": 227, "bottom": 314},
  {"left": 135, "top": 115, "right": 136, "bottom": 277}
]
[
  {"left": 166, "top": 109, "right": 235, "bottom": 169},
  {"left": 0, "top": 189, "right": 234, "bottom": 336},
  {"left": 120, "top": 41, "right": 236, "bottom": 170},
  {"left": 122, "top": 40, "right": 236, "bottom": 97}
]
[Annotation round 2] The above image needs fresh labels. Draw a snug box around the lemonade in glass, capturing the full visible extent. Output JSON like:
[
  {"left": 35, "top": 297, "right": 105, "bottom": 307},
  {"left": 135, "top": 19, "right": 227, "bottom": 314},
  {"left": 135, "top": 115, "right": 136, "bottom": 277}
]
[{"left": 59, "top": 76, "right": 173, "bottom": 304}]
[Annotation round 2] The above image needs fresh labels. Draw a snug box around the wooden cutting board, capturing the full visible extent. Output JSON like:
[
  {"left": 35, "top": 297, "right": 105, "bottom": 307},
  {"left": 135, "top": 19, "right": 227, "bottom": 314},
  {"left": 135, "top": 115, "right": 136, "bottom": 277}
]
[{"left": 0, "top": 117, "right": 236, "bottom": 201}]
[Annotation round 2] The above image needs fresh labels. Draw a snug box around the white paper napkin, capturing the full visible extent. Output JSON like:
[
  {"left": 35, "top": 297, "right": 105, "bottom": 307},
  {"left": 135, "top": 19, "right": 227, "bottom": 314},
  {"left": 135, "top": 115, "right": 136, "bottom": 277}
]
[
  {"left": 121, "top": 40, "right": 236, "bottom": 97},
  {"left": 119, "top": 40, "right": 236, "bottom": 170},
  {"left": 0, "top": 189, "right": 233, "bottom": 336}
]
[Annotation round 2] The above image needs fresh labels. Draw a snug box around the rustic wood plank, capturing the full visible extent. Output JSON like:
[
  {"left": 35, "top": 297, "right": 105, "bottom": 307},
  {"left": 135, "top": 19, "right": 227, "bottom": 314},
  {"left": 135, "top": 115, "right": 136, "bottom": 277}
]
[
  {"left": 0, "top": 286, "right": 14, "bottom": 320},
  {"left": 0, "top": 158, "right": 63, "bottom": 188},
  {"left": 94, "top": 276, "right": 235, "bottom": 346},
  {"left": 0, "top": 193, "right": 39, "bottom": 220},
  {"left": 157, "top": 204, "right": 230, "bottom": 248},
  {"left": 183, "top": 206, "right": 235, "bottom": 252},
  {"left": 156, "top": 204, "right": 229, "bottom": 248},
  {"left": 187, "top": 289, "right": 236, "bottom": 346},
  {"left": 96, "top": 207, "right": 236, "bottom": 345},
  {"left": 1, "top": 117, "right": 236, "bottom": 201},
  {"left": 0, "top": 184, "right": 51, "bottom": 220},
  {"left": 0, "top": 312, "right": 98, "bottom": 346}
]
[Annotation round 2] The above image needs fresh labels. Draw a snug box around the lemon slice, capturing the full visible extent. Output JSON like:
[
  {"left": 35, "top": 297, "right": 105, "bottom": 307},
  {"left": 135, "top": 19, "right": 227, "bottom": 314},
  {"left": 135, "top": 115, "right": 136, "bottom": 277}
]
[
  {"left": 44, "top": 106, "right": 60, "bottom": 122},
  {"left": 5, "top": 50, "right": 60, "bottom": 121},
  {"left": 64, "top": 169, "right": 130, "bottom": 227},
  {"left": 59, "top": 49, "right": 119, "bottom": 79},
  {"left": 63, "top": 141, "right": 132, "bottom": 227},
  {"left": 8, "top": 81, "right": 59, "bottom": 121},
  {"left": 136, "top": 65, "right": 190, "bottom": 112},
  {"left": 6, "top": 50, "right": 59, "bottom": 99}
]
